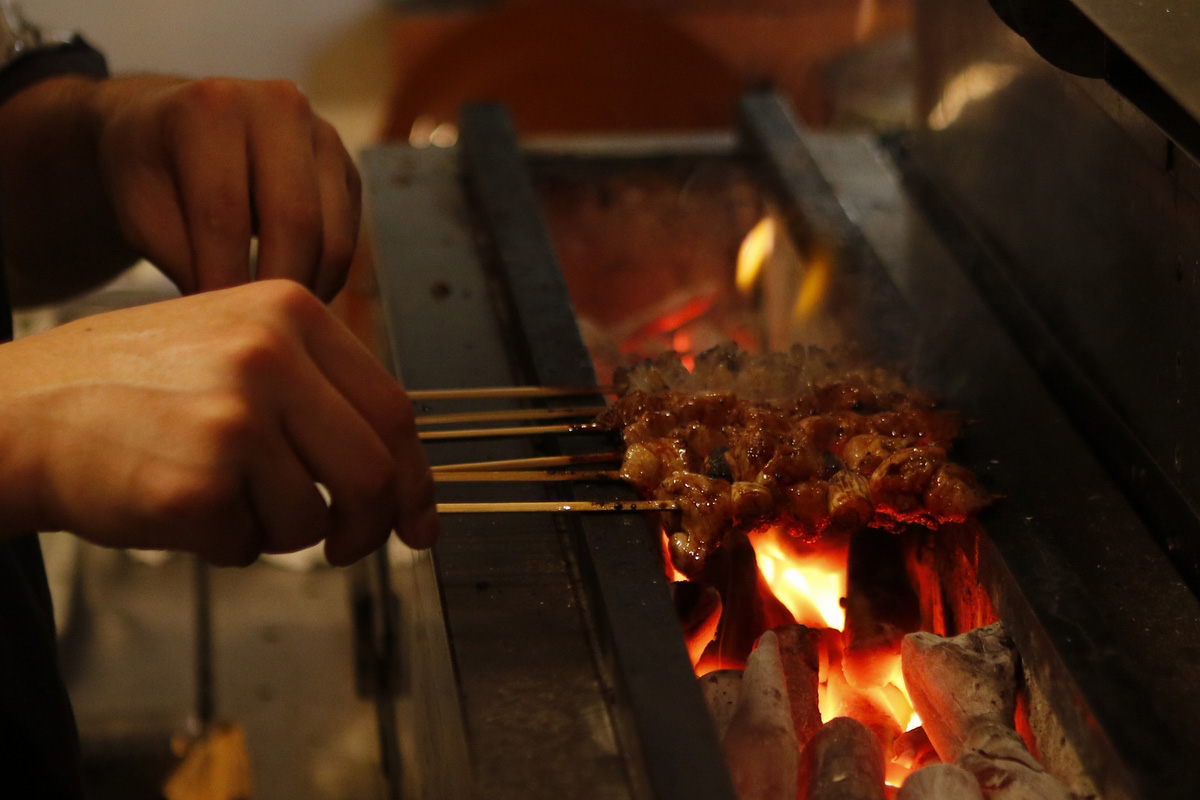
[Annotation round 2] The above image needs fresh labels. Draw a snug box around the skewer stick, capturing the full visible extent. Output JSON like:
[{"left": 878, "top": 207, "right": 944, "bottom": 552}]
[
  {"left": 409, "top": 385, "right": 616, "bottom": 402},
  {"left": 432, "top": 452, "right": 621, "bottom": 472},
  {"left": 436, "top": 500, "right": 678, "bottom": 513},
  {"left": 416, "top": 406, "right": 606, "bottom": 426},
  {"left": 434, "top": 470, "right": 622, "bottom": 482},
  {"left": 418, "top": 423, "right": 598, "bottom": 441}
]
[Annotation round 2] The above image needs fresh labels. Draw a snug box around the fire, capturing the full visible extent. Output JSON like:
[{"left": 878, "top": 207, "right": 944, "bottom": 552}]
[
  {"left": 792, "top": 246, "right": 832, "bottom": 322},
  {"left": 736, "top": 216, "right": 776, "bottom": 294},
  {"left": 683, "top": 525, "right": 923, "bottom": 786},
  {"left": 749, "top": 527, "right": 845, "bottom": 630}
]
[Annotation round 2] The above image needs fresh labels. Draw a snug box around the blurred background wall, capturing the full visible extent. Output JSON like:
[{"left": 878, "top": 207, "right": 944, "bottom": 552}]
[{"left": 22, "top": 0, "right": 394, "bottom": 157}]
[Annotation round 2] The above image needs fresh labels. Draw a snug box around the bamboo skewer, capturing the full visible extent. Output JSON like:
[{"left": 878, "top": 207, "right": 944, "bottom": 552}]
[
  {"left": 409, "top": 385, "right": 616, "bottom": 402},
  {"left": 431, "top": 452, "right": 621, "bottom": 472},
  {"left": 434, "top": 469, "right": 622, "bottom": 482},
  {"left": 436, "top": 500, "right": 678, "bottom": 513},
  {"left": 416, "top": 406, "right": 606, "bottom": 426},
  {"left": 418, "top": 423, "right": 598, "bottom": 441}
]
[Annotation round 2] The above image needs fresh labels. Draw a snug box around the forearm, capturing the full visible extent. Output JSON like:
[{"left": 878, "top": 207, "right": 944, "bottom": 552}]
[{"left": 0, "top": 73, "right": 140, "bottom": 307}]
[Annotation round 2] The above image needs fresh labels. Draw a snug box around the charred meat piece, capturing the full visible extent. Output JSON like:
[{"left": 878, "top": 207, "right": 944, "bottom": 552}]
[
  {"left": 656, "top": 472, "right": 735, "bottom": 578},
  {"left": 870, "top": 446, "right": 947, "bottom": 515},
  {"left": 755, "top": 444, "right": 825, "bottom": 491},
  {"left": 828, "top": 470, "right": 874, "bottom": 532},
  {"left": 842, "top": 434, "right": 912, "bottom": 476},
  {"left": 924, "top": 463, "right": 994, "bottom": 520},
  {"left": 798, "top": 411, "right": 872, "bottom": 453},
  {"left": 868, "top": 408, "right": 961, "bottom": 447},
  {"left": 731, "top": 481, "right": 774, "bottom": 528}
]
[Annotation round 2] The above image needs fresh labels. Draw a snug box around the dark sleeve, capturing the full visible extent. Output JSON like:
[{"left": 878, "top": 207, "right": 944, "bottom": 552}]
[
  {"left": 0, "top": 35, "right": 107, "bottom": 108},
  {"left": 0, "top": 33, "right": 108, "bottom": 800}
]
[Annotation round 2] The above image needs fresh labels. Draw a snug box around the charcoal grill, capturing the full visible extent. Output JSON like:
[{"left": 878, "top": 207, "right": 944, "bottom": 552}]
[{"left": 359, "top": 3, "right": 1200, "bottom": 797}]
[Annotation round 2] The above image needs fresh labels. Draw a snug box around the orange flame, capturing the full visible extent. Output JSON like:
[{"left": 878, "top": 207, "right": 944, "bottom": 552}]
[
  {"left": 684, "top": 525, "right": 922, "bottom": 786},
  {"left": 736, "top": 216, "right": 776, "bottom": 294}
]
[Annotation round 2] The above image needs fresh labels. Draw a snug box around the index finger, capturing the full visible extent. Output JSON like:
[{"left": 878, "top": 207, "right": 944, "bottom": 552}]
[{"left": 288, "top": 288, "right": 439, "bottom": 549}]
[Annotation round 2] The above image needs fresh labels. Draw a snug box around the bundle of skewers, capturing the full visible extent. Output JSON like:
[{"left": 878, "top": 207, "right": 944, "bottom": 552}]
[{"left": 415, "top": 383, "right": 675, "bottom": 514}]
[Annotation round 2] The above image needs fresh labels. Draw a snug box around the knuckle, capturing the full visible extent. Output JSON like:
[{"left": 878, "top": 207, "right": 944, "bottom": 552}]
[
  {"left": 254, "top": 279, "right": 323, "bottom": 323},
  {"left": 260, "top": 79, "right": 312, "bottom": 119},
  {"left": 182, "top": 77, "right": 245, "bottom": 112},
  {"left": 164, "top": 78, "right": 241, "bottom": 133}
]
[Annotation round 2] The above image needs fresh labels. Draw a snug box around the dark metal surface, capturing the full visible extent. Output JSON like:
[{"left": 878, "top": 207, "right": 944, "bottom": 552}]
[
  {"left": 982, "top": 0, "right": 1200, "bottom": 157},
  {"left": 741, "top": 90, "right": 1200, "bottom": 800},
  {"left": 912, "top": 0, "right": 1200, "bottom": 591},
  {"left": 365, "top": 143, "right": 631, "bottom": 800},
  {"left": 458, "top": 102, "right": 738, "bottom": 800}
]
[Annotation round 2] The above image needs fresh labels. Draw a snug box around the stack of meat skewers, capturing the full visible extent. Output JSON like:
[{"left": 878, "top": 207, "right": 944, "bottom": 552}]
[{"left": 595, "top": 344, "right": 994, "bottom": 578}]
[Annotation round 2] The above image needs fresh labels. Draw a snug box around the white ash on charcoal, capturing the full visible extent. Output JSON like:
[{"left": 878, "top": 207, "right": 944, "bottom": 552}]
[
  {"left": 797, "top": 716, "right": 886, "bottom": 800},
  {"left": 900, "top": 623, "right": 1017, "bottom": 762},
  {"left": 1017, "top": 664, "right": 1101, "bottom": 798},
  {"left": 721, "top": 631, "right": 800, "bottom": 800},
  {"left": 901, "top": 624, "right": 1079, "bottom": 800},
  {"left": 773, "top": 624, "right": 823, "bottom": 749},
  {"left": 700, "top": 670, "right": 744, "bottom": 742},
  {"left": 890, "top": 726, "right": 940, "bottom": 772},
  {"left": 897, "top": 763, "right": 984, "bottom": 800},
  {"left": 824, "top": 660, "right": 903, "bottom": 755},
  {"left": 959, "top": 723, "right": 1074, "bottom": 800},
  {"left": 842, "top": 528, "right": 921, "bottom": 690}
]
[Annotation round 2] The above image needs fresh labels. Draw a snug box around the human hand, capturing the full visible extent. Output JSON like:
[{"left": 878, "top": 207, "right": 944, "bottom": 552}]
[
  {"left": 0, "top": 281, "right": 437, "bottom": 566},
  {"left": 89, "top": 75, "right": 361, "bottom": 300}
]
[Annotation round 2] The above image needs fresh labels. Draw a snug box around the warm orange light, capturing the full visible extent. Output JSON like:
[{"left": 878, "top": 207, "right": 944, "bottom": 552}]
[
  {"left": 736, "top": 217, "right": 776, "bottom": 294},
  {"left": 792, "top": 248, "right": 832, "bottom": 321},
  {"left": 748, "top": 528, "right": 846, "bottom": 629},
  {"left": 672, "top": 332, "right": 696, "bottom": 371},
  {"left": 741, "top": 526, "right": 921, "bottom": 783}
]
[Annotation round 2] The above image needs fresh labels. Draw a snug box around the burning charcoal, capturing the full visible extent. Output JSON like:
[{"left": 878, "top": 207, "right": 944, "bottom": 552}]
[
  {"left": 798, "top": 717, "right": 886, "bottom": 800},
  {"left": 958, "top": 722, "right": 1073, "bottom": 800},
  {"left": 699, "top": 532, "right": 794, "bottom": 670},
  {"left": 722, "top": 631, "right": 799, "bottom": 800},
  {"left": 773, "top": 624, "right": 822, "bottom": 749},
  {"left": 671, "top": 581, "right": 722, "bottom": 665},
  {"left": 900, "top": 623, "right": 1018, "bottom": 762},
  {"left": 825, "top": 662, "right": 902, "bottom": 754},
  {"left": 842, "top": 528, "right": 920, "bottom": 690},
  {"left": 897, "top": 763, "right": 983, "bottom": 800},
  {"left": 699, "top": 669, "right": 743, "bottom": 742},
  {"left": 891, "top": 726, "right": 940, "bottom": 771}
]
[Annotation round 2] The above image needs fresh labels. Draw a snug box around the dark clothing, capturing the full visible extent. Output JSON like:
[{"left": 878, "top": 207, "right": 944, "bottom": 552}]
[
  {"left": 0, "top": 36, "right": 108, "bottom": 799},
  {"left": 0, "top": 536, "right": 84, "bottom": 798}
]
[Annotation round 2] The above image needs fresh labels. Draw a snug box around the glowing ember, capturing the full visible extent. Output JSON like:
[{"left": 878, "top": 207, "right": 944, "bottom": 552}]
[{"left": 685, "top": 523, "right": 923, "bottom": 786}]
